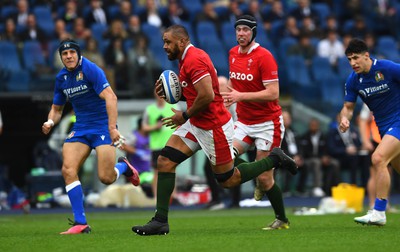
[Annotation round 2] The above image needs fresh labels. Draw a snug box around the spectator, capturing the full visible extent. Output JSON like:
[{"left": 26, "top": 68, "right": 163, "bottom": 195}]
[
  {"left": 277, "top": 16, "right": 300, "bottom": 40},
  {"left": 224, "top": 0, "right": 244, "bottom": 24},
  {"left": 317, "top": 28, "right": 344, "bottom": 67},
  {"left": 300, "top": 16, "right": 323, "bottom": 39},
  {"left": 10, "top": 0, "right": 29, "bottom": 28},
  {"left": 82, "top": 37, "right": 105, "bottom": 69},
  {"left": 349, "top": 15, "right": 369, "bottom": 39},
  {"left": 246, "top": 0, "right": 264, "bottom": 24},
  {"left": 127, "top": 35, "right": 161, "bottom": 96},
  {"left": 71, "top": 17, "right": 91, "bottom": 41},
  {"left": 299, "top": 118, "right": 340, "bottom": 197},
  {"left": 126, "top": 15, "right": 146, "bottom": 43},
  {"left": 113, "top": 0, "right": 132, "bottom": 24},
  {"left": 85, "top": 0, "right": 108, "bottom": 28},
  {"left": 139, "top": 0, "right": 165, "bottom": 29},
  {"left": 0, "top": 18, "right": 20, "bottom": 43},
  {"left": 279, "top": 110, "right": 307, "bottom": 196},
  {"left": 324, "top": 15, "right": 339, "bottom": 32},
  {"left": 54, "top": 19, "right": 72, "bottom": 41},
  {"left": 162, "top": 0, "right": 190, "bottom": 27},
  {"left": 195, "top": 2, "right": 223, "bottom": 36},
  {"left": 104, "top": 37, "right": 129, "bottom": 91},
  {"left": 287, "top": 32, "right": 316, "bottom": 66},
  {"left": 61, "top": 0, "right": 81, "bottom": 29},
  {"left": 327, "top": 113, "right": 361, "bottom": 185},
  {"left": 123, "top": 117, "right": 153, "bottom": 198},
  {"left": 289, "top": 0, "right": 320, "bottom": 25},
  {"left": 264, "top": 0, "right": 286, "bottom": 33},
  {"left": 103, "top": 19, "right": 128, "bottom": 41},
  {"left": 363, "top": 0, "right": 397, "bottom": 37},
  {"left": 18, "top": 14, "right": 48, "bottom": 47}
]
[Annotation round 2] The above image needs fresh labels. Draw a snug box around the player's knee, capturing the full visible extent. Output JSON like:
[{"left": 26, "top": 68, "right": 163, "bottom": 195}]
[
  {"left": 214, "top": 168, "right": 237, "bottom": 187},
  {"left": 160, "top": 146, "right": 189, "bottom": 165},
  {"left": 371, "top": 151, "right": 385, "bottom": 168},
  {"left": 99, "top": 174, "right": 114, "bottom": 185}
]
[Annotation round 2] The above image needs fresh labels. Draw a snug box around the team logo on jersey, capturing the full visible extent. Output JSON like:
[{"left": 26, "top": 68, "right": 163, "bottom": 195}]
[
  {"left": 64, "top": 75, "right": 67, "bottom": 80},
  {"left": 375, "top": 71, "right": 384, "bottom": 82},
  {"left": 67, "top": 131, "right": 75, "bottom": 139},
  {"left": 247, "top": 59, "right": 253, "bottom": 69},
  {"left": 101, "top": 135, "right": 105, "bottom": 140},
  {"left": 76, "top": 71, "right": 84, "bottom": 81}
]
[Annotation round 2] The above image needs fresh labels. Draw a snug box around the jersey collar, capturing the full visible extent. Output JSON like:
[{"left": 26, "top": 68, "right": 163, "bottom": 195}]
[
  {"left": 238, "top": 43, "right": 260, "bottom": 54},
  {"left": 181, "top": 44, "right": 193, "bottom": 61}
]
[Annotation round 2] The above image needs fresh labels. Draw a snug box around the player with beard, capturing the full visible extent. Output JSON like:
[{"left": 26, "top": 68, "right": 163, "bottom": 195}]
[
  {"left": 221, "top": 15, "right": 292, "bottom": 230},
  {"left": 131, "top": 25, "right": 297, "bottom": 235}
]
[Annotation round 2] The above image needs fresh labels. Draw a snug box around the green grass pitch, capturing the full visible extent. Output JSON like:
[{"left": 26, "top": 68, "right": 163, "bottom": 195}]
[{"left": 1, "top": 207, "right": 400, "bottom": 252}]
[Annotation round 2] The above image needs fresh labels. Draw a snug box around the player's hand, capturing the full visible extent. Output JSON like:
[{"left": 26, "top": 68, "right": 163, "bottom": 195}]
[
  {"left": 155, "top": 79, "right": 166, "bottom": 99},
  {"left": 220, "top": 86, "right": 240, "bottom": 107},
  {"left": 162, "top": 107, "right": 185, "bottom": 129},
  {"left": 339, "top": 116, "right": 350, "bottom": 133},
  {"left": 42, "top": 119, "right": 54, "bottom": 135},
  {"left": 110, "top": 128, "right": 125, "bottom": 149}
]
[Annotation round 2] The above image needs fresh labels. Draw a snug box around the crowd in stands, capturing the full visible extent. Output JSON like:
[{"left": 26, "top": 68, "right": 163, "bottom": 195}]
[{"left": 1, "top": 0, "right": 400, "bottom": 102}]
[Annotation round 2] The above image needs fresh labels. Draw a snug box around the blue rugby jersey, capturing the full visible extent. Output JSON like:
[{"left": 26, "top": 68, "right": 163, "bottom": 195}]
[
  {"left": 53, "top": 57, "right": 110, "bottom": 132},
  {"left": 344, "top": 58, "right": 400, "bottom": 134}
]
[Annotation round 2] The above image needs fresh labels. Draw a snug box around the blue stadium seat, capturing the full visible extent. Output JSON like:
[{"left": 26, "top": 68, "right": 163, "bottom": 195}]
[
  {"left": 180, "top": 21, "right": 197, "bottom": 46},
  {"left": 106, "top": 5, "right": 120, "bottom": 21},
  {"left": 90, "top": 23, "right": 108, "bottom": 51},
  {"left": 310, "top": 56, "right": 335, "bottom": 82},
  {"left": 337, "top": 56, "right": 352, "bottom": 83},
  {"left": 6, "top": 70, "right": 30, "bottom": 92},
  {"left": 320, "top": 75, "right": 344, "bottom": 113},
  {"left": 22, "top": 41, "right": 47, "bottom": 72},
  {"left": 312, "top": 3, "right": 331, "bottom": 27},
  {"left": 195, "top": 21, "right": 219, "bottom": 48},
  {"left": 33, "top": 6, "right": 55, "bottom": 38},
  {"left": 151, "top": 46, "right": 175, "bottom": 72},
  {"left": 202, "top": 40, "right": 229, "bottom": 77},
  {"left": 0, "top": 41, "right": 22, "bottom": 72},
  {"left": 141, "top": 23, "right": 163, "bottom": 51},
  {"left": 221, "top": 21, "right": 237, "bottom": 51},
  {"left": 376, "top": 36, "right": 400, "bottom": 61},
  {"left": 286, "top": 55, "right": 312, "bottom": 88},
  {"left": 48, "top": 39, "right": 61, "bottom": 68},
  {"left": 1, "top": 5, "right": 18, "bottom": 20},
  {"left": 277, "top": 37, "right": 297, "bottom": 64},
  {"left": 181, "top": 0, "right": 203, "bottom": 22}
]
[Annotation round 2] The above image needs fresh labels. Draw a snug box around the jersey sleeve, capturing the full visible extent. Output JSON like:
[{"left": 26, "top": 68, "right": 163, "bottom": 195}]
[
  {"left": 85, "top": 61, "right": 110, "bottom": 95},
  {"left": 186, "top": 54, "right": 211, "bottom": 85},
  {"left": 344, "top": 74, "right": 357, "bottom": 103},
  {"left": 53, "top": 75, "right": 66, "bottom": 106},
  {"left": 259, "top": 51, "right": 278, "bottom": 84}
]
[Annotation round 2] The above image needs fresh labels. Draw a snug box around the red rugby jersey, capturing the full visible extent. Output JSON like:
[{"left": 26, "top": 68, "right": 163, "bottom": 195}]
[
  {"left": 179, "top": 45, "right": 231, "bottom": 130},
  {"left": 229, "top": 44, "right": 282, "bottom": 125}
]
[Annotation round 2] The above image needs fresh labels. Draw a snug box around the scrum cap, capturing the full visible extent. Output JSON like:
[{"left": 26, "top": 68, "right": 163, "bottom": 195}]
[
  {"left": 234, "top": 15, "right": 257, "bottom": 42},
  {"left": 58, "top": 39, "right": 81, "bottom": 59}
]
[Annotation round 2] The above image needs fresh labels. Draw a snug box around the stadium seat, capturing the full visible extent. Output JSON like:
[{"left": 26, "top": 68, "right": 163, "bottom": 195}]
[
  {"left": 5, "top": 70, "right": 30, "bottom": 92},
  {"left": 0, "top": 41, "right": 22, "bottom": 72},
  {"left": 22, "top": 41, "right": 47, "bottom": 72},
  {"left": 376, "top": 36, "right": 400, "bottom": 61},
  {"left": 202, "top": 40, "right": 229, "bottom": 77},
  {"left": 0, "top": 5, "right": 18, "bottom": 20},
  {"left": 337, "top": 56, "right": 352, "bottom": 83},
  {"left": 141, "top": 23, "right": 163, "bottom": 51},
  {"left": 90, "top": 23, "right": 108, "bottom": 43},
  {"left": 277, "top": 37, "right": 297, "bottom": 64},
  {"left": 181, "top": 0, "right": 203, "bottom": 22},
  {"left": 195, "top": 21, "right": 219, "bottom": 48},
  {"left": 221, "top": 21, "right": 237, "bottom": 51},
  {"left": 33, "top": 6, "right": 55, "bottom": 38},
  {"left": 180, "top": 21, "right": 197, "bottom": 46},
  {"left": 320, "top": 75, "right": 344, "bottom": 113},
  {"left": 286, "top": 55, "right": 312, "bottom": 88},
  {"left": 312, "top": 3, "right": 331, "bottom": 27},
  {"left": 310, "top": 56, "right": 335, "bottom": 82}
]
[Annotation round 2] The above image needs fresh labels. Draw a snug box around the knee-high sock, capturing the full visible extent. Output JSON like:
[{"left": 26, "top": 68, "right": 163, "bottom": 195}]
[
  {"left": 266, "top": 183, "right": 287, "bottom": 222},
  {"left": 236, "top": 157, "right": 275, "bottom": 183},
  {"left": 155, "top": 172, "right": 176, "bottom": 222},
  {"left": 66, "top": 181, "right": 86, "bottom": 224}
]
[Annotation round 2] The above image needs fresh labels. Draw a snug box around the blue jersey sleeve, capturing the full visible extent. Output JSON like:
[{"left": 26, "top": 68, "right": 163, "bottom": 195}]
[
  {"left": 53, "top": 73, "right": 67, "bottom": 106},
  {"left": 344, "top": 73, "right": 358, "bottom": 103},
  {"left": 84, "top": 61, "right": 110, "bottom": 95}
]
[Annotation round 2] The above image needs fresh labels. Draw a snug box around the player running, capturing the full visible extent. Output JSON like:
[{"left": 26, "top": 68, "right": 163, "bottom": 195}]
[{"left": 42, "top": 39, "right": 140, "bottom": 234}]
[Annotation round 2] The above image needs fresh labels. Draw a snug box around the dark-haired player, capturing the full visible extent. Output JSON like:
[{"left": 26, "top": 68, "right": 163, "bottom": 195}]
[
  {"left": 42, "top": 39, "right": 140, "bottom": 234},
  {"left": 339, "top": 38, "right": 400, "bottom": 226},
  {"left": 131, "top": 25, "right": 297, "bottom": 236},
  {"left": 221, "top": 15, "right": 291, "bottom": 230}
]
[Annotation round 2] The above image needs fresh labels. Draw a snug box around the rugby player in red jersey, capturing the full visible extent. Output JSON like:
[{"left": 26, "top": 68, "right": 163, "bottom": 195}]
[
  {"left": 132, "top": 24, "right": 297, "bottom": 235},
  {"left": 221, "top": 15, "right": 293, "bottom": 230}
]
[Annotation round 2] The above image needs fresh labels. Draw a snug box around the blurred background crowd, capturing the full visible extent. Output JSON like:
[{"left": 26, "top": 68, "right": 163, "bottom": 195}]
[{"left": 1, "top": 0, "right": 400, "bottom": 210}]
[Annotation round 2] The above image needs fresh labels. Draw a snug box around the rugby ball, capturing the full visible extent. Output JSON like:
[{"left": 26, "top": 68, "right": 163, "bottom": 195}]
[{"left": 159, "top": 70, "right": 182, "bottom": 104}]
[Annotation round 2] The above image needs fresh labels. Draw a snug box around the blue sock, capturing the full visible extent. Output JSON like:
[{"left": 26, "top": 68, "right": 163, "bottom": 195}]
[
  {"left": 374, "top": 198, "right": 387, "bottom": 212},
  {"left": 66, "top": 181, "right": 86, "bottom": 224},
  {"left": 115, "top": 161, "right": 128, "bottom": 178}
]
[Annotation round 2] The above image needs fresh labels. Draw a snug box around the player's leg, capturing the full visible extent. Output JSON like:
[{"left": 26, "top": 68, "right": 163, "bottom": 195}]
[
  {"left": 95, "top": 144, "right": 140, "bottom": 186},
  {"left": 132, "top": 124, "right": 197, "bottom": 236},
  {"left": 355, "top": 133, "right": 400, "bottom": 226},
  {"left": 60, "top": 141, "right": 91, "bottom": 234}
]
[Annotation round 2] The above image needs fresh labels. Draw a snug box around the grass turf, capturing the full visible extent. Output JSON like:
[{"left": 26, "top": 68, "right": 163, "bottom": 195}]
[{"left": 1, "top": 207, "right": 400, "bottom": 252}]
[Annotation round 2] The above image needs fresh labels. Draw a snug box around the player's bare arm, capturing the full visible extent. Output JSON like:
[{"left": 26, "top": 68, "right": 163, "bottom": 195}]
[
  {"left": 42, "top": 104, "right": 64, "bottom": 135},
  {"left": 339, "top": 102, "right": 355, "bottom": 133},
  {"left": 99, "top": 86, "right": 122, "bottom": 145}
]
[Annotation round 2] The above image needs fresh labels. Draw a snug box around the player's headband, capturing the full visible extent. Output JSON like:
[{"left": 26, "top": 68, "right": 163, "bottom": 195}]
[
  {"left": 58, "top": 39, "right": 81, "bottom": 59},
  {"left": 234, "top": 15, "right": 257, "bottom": 43}
]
